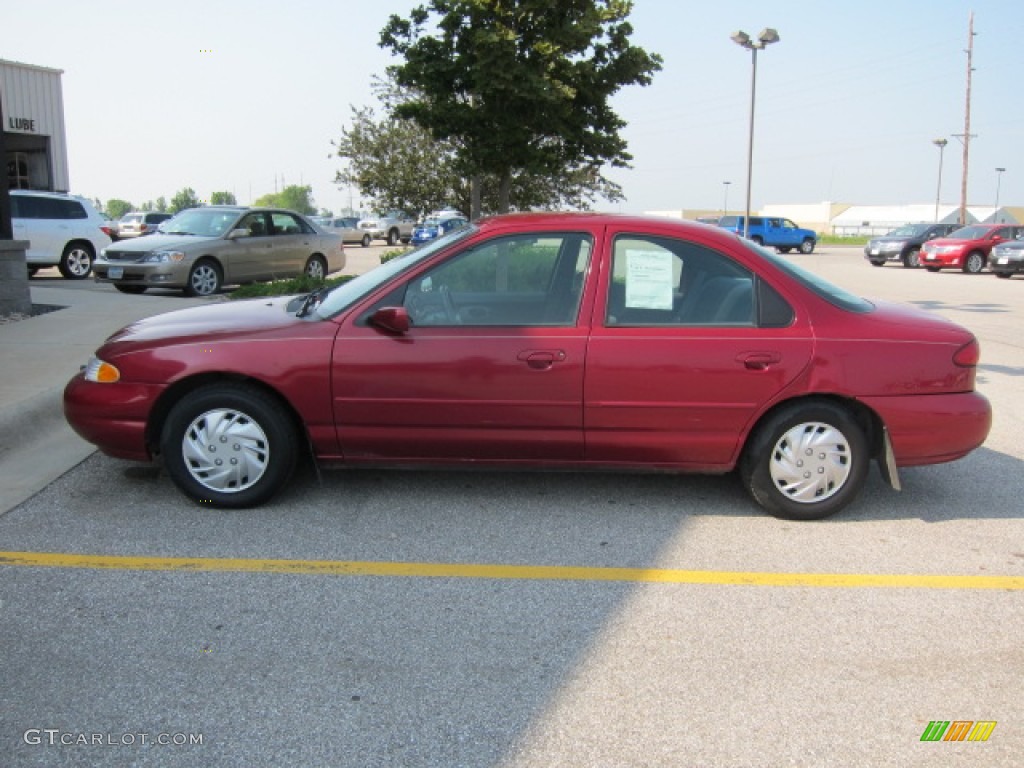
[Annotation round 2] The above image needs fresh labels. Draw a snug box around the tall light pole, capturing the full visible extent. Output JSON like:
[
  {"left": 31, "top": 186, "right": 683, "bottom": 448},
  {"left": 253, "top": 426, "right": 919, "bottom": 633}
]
[
  {"left": 731, "top": 27, "right": 780, "bottom": 239},
  {"left": 933, "top": 138, "right": 948, "bottom": 223},
  {"left": 722, "top": 180, "right": 731, "bottom": 216},
  {"left": 995, "top": 167, "right": 1006, "bottom": 218}
]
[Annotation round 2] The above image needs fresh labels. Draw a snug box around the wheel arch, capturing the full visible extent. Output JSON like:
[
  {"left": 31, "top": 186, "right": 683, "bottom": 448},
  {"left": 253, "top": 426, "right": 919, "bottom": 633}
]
[
  {"left": 145, "top": 372, "right": 310, "bottom": 459},
  {"left": 740, "top": 393, "right": 885, "bottom": 466}
]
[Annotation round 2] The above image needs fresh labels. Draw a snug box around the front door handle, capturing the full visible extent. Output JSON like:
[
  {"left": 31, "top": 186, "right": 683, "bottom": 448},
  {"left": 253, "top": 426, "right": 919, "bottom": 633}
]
[{"left": 517, "top": 349, "right": 567, "bottom": 370}]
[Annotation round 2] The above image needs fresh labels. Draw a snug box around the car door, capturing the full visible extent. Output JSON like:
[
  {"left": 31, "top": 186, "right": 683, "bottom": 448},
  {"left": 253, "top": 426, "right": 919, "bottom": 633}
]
[
  {"left": 584, "top": 230, "right": 815, "bottom": 468},
  {"left": 226, "top": 212, "right": 276, "bottom": 282},
  {"left": 330, "top": 231, "right": 595, "bottom": 462},
  {"left": 268, "top": 211, "right": 311, "bottom": 275},
  {"left": 11, "top": 194, "right": 63, "bottom": 264}
]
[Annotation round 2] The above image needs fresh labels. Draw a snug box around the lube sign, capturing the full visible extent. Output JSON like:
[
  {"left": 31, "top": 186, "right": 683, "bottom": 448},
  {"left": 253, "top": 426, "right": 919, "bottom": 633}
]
[{"left": 8, "top": 116, "right": 37, "bottom": 132}]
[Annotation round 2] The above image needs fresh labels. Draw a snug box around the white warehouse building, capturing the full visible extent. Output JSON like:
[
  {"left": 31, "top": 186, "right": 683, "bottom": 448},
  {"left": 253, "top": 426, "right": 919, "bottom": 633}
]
[{"left": 1, "top": 58, "right": 70, "bottom": 193}]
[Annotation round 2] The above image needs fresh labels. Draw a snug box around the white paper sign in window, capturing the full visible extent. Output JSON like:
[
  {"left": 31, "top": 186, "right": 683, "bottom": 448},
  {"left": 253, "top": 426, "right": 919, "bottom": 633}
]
[{"left": 625, "top": 249, "right": 674, "bottom": 310}]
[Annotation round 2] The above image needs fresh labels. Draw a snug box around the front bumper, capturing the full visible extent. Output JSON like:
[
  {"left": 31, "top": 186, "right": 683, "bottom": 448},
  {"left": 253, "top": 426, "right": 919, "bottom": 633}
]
[
  {"left": 991, "top": 253, "right": 1024, "bottom": 275},
  {"left": 63, "top": 374, "right": 166, "bottom": 461},
  {"left": 921, "top": 250, "right": 964, "bottom": 268},
  {"left": 93, "top": 260, "right": 187, "bottom": 287}
]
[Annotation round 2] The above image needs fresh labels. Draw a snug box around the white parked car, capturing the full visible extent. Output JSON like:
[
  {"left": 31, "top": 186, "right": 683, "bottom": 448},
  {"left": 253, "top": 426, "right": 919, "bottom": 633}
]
[
  {"left": 357, "top": 210, "right": 416, "bottom": 246},
  {"left": 11, "top": 190, "right": 112, "bottom": 279}
]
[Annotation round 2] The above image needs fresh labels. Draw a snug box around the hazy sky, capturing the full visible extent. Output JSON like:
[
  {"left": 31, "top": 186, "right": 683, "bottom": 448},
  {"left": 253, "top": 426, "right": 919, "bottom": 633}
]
[{"left": 4, "top": 0, "right": 1021, "bottom": 216}]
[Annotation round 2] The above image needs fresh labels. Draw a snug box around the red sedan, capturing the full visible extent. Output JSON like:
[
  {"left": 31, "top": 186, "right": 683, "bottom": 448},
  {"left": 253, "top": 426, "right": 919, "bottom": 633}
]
[
  {"left": 65, "top": 213, "right": 991, "bottom": 520},
  {"left": 920, "top": 223, "right": 1024, "bottom": 273}
]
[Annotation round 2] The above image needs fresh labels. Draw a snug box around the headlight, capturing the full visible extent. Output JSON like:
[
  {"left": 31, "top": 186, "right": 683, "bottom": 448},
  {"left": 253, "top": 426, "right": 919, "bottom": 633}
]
[
  {"left": 142, "top": 251, "right": 186, "bottom": 263},
  {"left": 84, "top": 356, "right": 120, "bottom": 383}
]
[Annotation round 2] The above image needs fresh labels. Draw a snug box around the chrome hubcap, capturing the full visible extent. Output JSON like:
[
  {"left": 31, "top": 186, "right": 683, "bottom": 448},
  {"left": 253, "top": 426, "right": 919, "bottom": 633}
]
[
  {"left": 181, "top": 408, "right": 269, "bottom": 493},
  {"left": 191, "top": 265, "right": 218, "bottom": 295},
  {"left": 306, "top": 260, "right": 324, "bottom": 279},
  {"left": 68, "top": 249, "right": 91, "bottom": 276},
  {"left": 769, "top": 422, "right": 852, "bottom": 504}
]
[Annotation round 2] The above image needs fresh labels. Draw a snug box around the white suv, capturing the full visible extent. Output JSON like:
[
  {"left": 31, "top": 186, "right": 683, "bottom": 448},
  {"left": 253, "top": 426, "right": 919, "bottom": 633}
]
[
  {"left": 357, "top": 210, "right": 416, "bottom": 246},
  {"left": 11, "top": 190, "right": 112, "bottom": 279}
]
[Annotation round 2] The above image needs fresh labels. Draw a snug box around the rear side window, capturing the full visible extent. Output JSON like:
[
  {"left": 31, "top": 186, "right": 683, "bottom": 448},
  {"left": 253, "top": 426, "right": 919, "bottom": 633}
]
[{"left": 10, "top": 195, "right": 85, "bottom": 219}]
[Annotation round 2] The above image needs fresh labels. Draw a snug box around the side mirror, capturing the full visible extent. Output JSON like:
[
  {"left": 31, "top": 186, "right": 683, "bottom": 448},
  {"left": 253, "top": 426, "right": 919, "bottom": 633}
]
[
  {"left": 227, "top": 228, "right": 249, "bottom": 240},
  {"left": 369, "top": 306, "right": 410, "bottom": 334}
]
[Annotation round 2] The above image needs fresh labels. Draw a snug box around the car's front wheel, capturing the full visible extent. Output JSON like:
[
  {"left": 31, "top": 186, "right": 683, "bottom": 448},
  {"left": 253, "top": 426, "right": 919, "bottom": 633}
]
[
  {"left": 304, "top": 255, "right": 327, "bottom": 281},
  {"left": 58, "top": 242, "right": 94, "bottom": 279},
  {"left": 185, "top": 259, "right": 222, "bottom": 297},
  {"left": 963, "top": 251, "right": 986, "bottom": 274},
  {"left": 869, "top": 259, "right": 885, "bottom": 267},
  {"left": 361, "top": 234, "right": 371, "bottom": 248},
  {"left": 161, "top": 383, "right": 300, "bottom": 508},
  {"left": 386, "top": 228, "right": 400, "bottom": 246},
  {"left": 740, "top": 401, "right": 869, "bottom": 520},
  {"left": 902, "top": 247, "right": 921, "bottom": 268}
]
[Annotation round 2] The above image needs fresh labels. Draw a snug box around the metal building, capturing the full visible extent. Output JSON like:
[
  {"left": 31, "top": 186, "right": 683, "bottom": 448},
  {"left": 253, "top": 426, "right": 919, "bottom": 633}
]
[{"left": 1, "top": 58, "right": 69, "bottom": 193}]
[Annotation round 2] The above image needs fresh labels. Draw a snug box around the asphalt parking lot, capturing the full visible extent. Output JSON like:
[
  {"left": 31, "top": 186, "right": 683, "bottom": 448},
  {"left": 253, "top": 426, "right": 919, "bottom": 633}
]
[{"left": 1, "top": 245, "right": 1022, "bottom": 767}]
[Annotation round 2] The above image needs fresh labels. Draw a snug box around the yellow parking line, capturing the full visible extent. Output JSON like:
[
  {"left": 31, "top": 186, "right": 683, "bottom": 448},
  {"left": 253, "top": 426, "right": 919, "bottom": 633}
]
[{"left": 1, "top": 550, "right": 1022, "bottom": 590}]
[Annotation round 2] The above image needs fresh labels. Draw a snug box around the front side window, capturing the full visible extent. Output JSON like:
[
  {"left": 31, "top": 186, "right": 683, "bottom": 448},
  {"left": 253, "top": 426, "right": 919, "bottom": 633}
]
[
  {"left": 606, "top": 236, "right": 756, "bottom": 327},
  {"left": 403, "top": 232, "right": 592, "bottom": 327}
]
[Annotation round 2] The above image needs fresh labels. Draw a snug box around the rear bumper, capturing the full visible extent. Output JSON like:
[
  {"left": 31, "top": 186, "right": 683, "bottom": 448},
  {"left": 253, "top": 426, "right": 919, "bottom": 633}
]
[{"left": 860, "top": 391, "right": 991, "bottom": 466}]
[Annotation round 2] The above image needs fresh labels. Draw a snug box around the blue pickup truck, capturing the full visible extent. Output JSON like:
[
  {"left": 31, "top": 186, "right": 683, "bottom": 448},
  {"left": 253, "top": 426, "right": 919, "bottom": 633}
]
[{"left": 717, "top": 215, "right": 817, "bottom": 254}]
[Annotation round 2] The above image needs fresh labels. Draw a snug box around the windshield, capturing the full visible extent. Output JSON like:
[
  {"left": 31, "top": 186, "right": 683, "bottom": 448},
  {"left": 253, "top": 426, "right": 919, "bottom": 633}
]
[
  {"left": 886, "top": 224, "right": 929, "bottom": 237},
  {"left": 740, "top": 239, "right": 873, "bottom": 313},
  {"left": 315, "top": 224, "right": 478, "bottom": 319},
  {"left": 162, "top": 209, "right": 241, "bottom": 237},
  {"left": 420, "top": 218, "right": 441, "bottom": 227}
]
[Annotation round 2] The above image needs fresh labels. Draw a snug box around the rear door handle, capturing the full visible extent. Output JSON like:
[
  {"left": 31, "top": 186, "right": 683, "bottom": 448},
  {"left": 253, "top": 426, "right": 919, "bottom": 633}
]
[{"left": 737, "top": 351, "right": 781, "bottom": 370}]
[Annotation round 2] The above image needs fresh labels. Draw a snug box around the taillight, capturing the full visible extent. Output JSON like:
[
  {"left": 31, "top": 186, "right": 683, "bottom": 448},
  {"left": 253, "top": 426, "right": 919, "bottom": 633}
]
[{"left": 953, "top": 338, "right": 980, "bottom": 367}]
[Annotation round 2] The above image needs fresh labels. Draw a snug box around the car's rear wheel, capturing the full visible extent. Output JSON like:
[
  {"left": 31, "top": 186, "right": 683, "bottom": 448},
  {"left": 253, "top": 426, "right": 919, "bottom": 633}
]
[
  {"left": 751, "top": 235, "right": 764, "bottom": 246},
  {"left": 777, "top": 247, "right": 792, "bottom": 254},
  {"left": 185, "top": 259, "right": 222, "bottom": 297},
  {"left": 114, "top": 284, "right": 147, "bottom": 295},
  {"left": 799, "top": 238, "right": 815, "bottom": 254},
  {"left": 740, "top": 401, "right": 869, "bottom": 520},
  {"left": 963, "top": 251, "right": 986, "bottom": 274},
  {"left": 304, "top": 255, "right": 327, "bottom": 281},
  {"left": 58, "top": 242, "right": 94, "bottom": 279},
  {"left": 161, "top": 383, "right": 299, "bottom": 508},
  {"left": 902, "top": 248, "right": 921, "bottom": 268},
  {"left": 361, "top": 234, "right": 371, "bottom": 248}
]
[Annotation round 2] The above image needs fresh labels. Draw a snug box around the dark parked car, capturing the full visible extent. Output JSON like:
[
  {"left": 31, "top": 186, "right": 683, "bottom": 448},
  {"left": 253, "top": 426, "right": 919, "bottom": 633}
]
[
  {"left": 990, "top": 237, "right": 1024, "bottom": 278},
  {"left": 864, "top": 223, "right": 959, "bottom": 268},
  {"left": 65, "top": 213, "right": 990, "bottom": 520}
]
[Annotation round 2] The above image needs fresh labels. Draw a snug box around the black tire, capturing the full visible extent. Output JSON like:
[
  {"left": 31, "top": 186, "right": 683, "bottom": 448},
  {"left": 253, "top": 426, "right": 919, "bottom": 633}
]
[
  {"left": 739, "top": 400, "right": 869, "bottom": 520},
  {"left": 160, "top": 383, "right": 300, "bottom": 508},
  {"left": 58, "top": 242, "right": 94, "bottom": 279},
  {"left": 114, "top": 284, "right": 147, "bottom": 295},
  {"left": 995, "top": 272, "right": 1011, "bottom": 279},
  {"left": 386, "top": 228, "right": 399, "bottom": 246},
  {"left": 925, "top": 266, "right": 941, "bottom": 273},
  {"left": 185, "top": 259, "right": 222, "bottom": 297},
  {"left": 963, "top": 251, "right": 985, "bottom": 274},
  {"left": 902, "top": 247, "right": 921, "bottom": 268},
  {"left": 777, "top": 247, "right": 792, "bottom": 254},
  {"left": 799, "top": 238, "right": 815, "bottom": 254},
  {"left": 304, "top": 255, "right": 327, "bottom": 280},
  {"left": 751, "top": 235, "right": 764, "bottom": 246},
  {"left": 361, "top": 234, "right": 371, "bottom": 248},
  {"left": 869, "top": 259, "right": 885, "bottom": 267}
]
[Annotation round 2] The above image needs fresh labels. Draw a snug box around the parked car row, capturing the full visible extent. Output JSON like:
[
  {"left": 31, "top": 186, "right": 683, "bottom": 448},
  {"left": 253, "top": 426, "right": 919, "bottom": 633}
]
[{"left": 865, "top": 223, "right": 1024, "bottom": 276}]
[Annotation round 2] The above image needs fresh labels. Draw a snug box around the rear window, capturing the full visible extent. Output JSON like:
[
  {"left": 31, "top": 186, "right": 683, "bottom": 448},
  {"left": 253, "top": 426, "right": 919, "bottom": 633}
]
[
  {"left": 12, "top": 195, "right": 86, "bottom": 220},
  {"left": 743, "top": 240, "right": 873, "bottom": 313}
]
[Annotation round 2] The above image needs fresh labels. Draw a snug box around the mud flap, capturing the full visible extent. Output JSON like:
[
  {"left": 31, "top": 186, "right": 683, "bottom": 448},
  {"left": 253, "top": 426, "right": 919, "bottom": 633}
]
[{"left": 877, "top": 426, "right": 902, "bottom": 491}]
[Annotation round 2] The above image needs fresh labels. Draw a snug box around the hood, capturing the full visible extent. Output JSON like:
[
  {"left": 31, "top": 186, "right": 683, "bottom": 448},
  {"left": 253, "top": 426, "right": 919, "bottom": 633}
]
[
  {"left": 105, "top": 233, "right": 218, "bottom": 252},
  {"left": 101, "top": 297, "right": 311, "bottom": 350}
]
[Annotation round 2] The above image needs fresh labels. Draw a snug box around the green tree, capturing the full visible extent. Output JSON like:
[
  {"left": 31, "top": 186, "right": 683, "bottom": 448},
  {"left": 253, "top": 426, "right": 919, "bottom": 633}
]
[
  {"left": 105, "top": 199, "right": 133, "bottom": 219},
  {"left": 210, "top": 190, "right": 237, "bottom": 205},
  {"left": 381, "top": 0, "right": 661, "bottom": 216},
  {"left": 253, "top": 185, "right": 316, "bottom": 214},
  {"left": 155, "top": 196, "right": 168, "bottom": 212},
  {"left": 168, "top": 188, "right": 200, "bottom": 214}
]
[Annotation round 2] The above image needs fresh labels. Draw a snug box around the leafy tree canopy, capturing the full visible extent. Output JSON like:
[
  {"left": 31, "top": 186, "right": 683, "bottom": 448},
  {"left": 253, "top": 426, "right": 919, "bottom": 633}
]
[
  {"left": 105, "top": 199, "right": 133, "bottom": 219},
  {"left": 210, "top": 190, "right": 237, "bottom": 205},
  {"left": 380, "top": 0, "right": 662, "bottom": 213},
  {"left": 253, "top": 185, "right": 317, "bottom": 215},
  {"left": 169, "top": 187, "right": 201, "bottom": 214}
]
